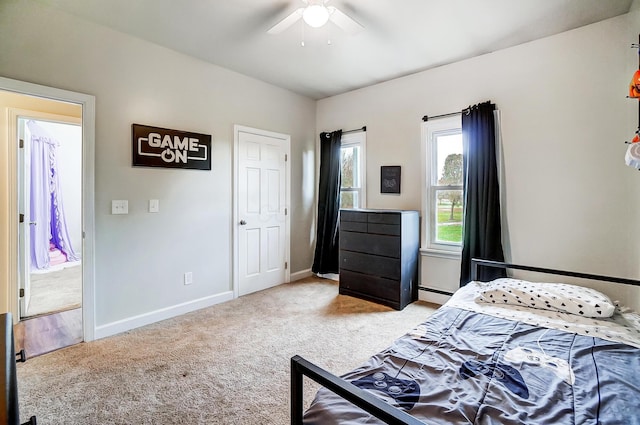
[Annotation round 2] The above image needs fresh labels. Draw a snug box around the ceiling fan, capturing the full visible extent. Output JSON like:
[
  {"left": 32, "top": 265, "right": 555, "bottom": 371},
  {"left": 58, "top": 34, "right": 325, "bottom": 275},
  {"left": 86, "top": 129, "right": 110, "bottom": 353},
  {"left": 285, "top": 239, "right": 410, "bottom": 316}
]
[{"left": 267, "top": 0, "right": 363, "bottom": 35}]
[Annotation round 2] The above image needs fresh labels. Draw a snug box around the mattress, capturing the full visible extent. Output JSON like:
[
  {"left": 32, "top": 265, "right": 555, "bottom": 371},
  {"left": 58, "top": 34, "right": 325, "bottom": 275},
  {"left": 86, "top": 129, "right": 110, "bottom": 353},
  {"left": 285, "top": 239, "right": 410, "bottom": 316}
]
[{"left": 303, "top": 283, "right": 640, "bottom": 424}]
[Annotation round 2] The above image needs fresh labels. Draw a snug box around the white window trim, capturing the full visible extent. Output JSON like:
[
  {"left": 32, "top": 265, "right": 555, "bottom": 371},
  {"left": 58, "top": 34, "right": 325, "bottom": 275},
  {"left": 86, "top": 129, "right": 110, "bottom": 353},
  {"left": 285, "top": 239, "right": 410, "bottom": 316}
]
[
  {"left": 421, "top": 115, "right": 462, "bottom": 258},
  {"left": 340, "top": 131, "right": 367, "bottom": 209}
]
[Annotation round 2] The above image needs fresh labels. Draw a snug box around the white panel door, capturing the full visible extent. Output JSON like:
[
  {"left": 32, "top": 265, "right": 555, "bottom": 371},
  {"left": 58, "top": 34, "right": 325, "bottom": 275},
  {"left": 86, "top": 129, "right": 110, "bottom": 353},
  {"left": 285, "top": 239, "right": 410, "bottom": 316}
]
[
  {"left": 17, "top": 118, "right": 31, "bottom": 317},
  {"left": 237, "top": 129, "right": 287, "bottom": 296}
]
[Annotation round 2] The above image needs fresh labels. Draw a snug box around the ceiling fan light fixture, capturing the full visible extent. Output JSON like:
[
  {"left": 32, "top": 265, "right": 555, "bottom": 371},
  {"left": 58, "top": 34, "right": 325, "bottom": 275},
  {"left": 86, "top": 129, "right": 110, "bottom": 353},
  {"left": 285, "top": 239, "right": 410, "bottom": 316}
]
[{"left": 302, "top": 5, "right": 330, "bottom": 28}]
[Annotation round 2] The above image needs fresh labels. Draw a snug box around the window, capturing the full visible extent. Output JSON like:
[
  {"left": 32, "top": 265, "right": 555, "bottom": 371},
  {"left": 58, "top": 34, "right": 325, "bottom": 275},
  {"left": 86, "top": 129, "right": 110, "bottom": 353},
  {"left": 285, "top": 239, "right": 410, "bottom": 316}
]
[
  {"left": 340, "top": 132, "right": 366, "bottom": 209},
  {"left": 423, "top": 115, "right": 463, "bottom": 254}
]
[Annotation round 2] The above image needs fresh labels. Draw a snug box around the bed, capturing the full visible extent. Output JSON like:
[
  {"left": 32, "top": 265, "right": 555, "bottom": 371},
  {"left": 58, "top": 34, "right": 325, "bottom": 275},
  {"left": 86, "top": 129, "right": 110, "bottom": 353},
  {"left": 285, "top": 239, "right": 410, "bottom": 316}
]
[{"left": 291, "top": 259, "right": 640, "bottom": 424}]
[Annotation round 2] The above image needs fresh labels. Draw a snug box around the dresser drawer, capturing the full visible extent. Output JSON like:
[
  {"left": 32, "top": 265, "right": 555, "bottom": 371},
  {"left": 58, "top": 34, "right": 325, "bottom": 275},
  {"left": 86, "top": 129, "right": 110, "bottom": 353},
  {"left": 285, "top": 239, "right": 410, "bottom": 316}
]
[
  {"left": 340, "top": 221, "right": 368, "bottom": 233},
  {"left": 340, "top": 210, "right": 367, "bottom": 223},
  {"left": 367, "top": 213, "right": 401, "bottom": 225},
  {"left": 339, "top": 270, "right": 400, "bottom": 303},
  {"left": 367, "top": 223, "right": 400, "bottom": 236},
  {"left": 340, "top": 251, "right": 400, "bottom": 280},
  {"left": 340, "top": 231, "right": 400, "bottom": 258}
]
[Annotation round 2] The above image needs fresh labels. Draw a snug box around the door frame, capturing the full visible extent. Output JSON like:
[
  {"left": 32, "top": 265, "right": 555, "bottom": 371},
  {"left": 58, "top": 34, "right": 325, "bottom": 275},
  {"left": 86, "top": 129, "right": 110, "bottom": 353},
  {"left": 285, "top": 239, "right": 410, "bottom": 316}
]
[
  {"left": 0, "top": 76, "right": 96, "bottom": 342},
  {"left": 233, "top": 125, "right": 291, "bottom": 299},
  {"left": 11, "top": 110, "right": 82, "bottom": 319}
]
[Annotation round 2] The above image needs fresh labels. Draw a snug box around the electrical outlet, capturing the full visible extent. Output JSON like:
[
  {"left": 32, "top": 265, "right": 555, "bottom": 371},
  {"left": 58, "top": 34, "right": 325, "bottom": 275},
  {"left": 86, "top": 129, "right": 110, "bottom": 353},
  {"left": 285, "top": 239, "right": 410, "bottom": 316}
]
[
  {"left": 184, "top": 272, "right": 193, "bottom": 285},
  {"left": 111, "top": 200, "right": 128, "bottom": 215}
]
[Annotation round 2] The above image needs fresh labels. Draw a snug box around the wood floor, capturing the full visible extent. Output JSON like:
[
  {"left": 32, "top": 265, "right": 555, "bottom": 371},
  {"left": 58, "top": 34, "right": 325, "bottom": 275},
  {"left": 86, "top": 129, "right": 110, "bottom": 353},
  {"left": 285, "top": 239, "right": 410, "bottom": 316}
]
[{"left": 14, "top": 308, "right": 83, "bottom": 358}]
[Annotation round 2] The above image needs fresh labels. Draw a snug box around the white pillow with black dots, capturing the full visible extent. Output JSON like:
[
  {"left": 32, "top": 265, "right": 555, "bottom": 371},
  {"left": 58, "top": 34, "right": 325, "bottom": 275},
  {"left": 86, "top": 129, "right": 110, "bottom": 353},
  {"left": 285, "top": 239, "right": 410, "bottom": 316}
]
[{"left": 475, "top": 278, "right": 615, "bottom": 318}]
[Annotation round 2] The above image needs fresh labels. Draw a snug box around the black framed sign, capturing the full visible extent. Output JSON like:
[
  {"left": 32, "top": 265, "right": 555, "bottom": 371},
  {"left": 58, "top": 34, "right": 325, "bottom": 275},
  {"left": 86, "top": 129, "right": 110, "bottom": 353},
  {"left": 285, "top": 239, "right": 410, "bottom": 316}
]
[
  {"left": 132, "top": 124, "right": 212, "bottom": 170},
  {"left": 381, "top": 166, "right": 401, "bottom": 194}
]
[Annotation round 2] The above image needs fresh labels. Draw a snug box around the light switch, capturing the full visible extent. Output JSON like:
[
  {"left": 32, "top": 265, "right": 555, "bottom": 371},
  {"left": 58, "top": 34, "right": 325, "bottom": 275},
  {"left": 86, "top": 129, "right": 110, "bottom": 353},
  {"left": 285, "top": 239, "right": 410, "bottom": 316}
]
[
  {"left": 149, "top": 199, "right": 159, "bottom": 213},
  {"left": 111, "top": 200, "right": 128, "bottom": 215}
]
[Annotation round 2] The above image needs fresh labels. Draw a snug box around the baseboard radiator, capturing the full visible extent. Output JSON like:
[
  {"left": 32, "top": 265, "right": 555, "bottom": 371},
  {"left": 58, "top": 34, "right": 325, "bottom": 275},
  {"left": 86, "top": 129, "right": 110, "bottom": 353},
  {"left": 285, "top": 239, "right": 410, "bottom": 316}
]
[{"left": 1, "top": 313, "right": 36, "bottom": 425}]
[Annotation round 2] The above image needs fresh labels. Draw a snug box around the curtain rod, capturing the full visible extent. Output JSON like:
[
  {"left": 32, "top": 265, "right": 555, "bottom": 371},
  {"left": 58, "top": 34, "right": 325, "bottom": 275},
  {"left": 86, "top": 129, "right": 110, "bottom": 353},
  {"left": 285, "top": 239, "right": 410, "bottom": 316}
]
[
  {"left": 342, "top": 126, "right": 366, "bottom": 134},
  {"left": 422, "top": 108, "right": 470, "bottom": 122},
  {"left": 323, "top": 126, "right": 366, "bottom": 137}
]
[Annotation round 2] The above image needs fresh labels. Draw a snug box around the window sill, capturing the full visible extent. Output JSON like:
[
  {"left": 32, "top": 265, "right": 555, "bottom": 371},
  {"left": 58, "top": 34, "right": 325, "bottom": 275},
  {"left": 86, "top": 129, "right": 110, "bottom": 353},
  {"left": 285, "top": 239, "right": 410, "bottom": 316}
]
[{"left": 420, "top": 248, "right": 462, "bottom": 260}]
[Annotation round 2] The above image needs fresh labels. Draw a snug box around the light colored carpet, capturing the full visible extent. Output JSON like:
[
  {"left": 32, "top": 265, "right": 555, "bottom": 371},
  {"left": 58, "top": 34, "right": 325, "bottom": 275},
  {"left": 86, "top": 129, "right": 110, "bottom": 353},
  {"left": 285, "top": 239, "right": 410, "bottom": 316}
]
[
  {"left": 17, "top": 277, "right": 438, "bottom": 424},
  {"left": 27, "top": 264, "right": 82, "bottom": 317}
]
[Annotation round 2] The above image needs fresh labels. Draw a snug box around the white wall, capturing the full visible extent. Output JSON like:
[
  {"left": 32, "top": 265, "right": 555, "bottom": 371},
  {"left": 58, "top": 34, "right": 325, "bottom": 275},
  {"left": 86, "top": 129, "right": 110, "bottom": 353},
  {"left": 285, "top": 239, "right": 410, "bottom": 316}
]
[
  {"left": 0, "top": 0, "right": 317, "bottom": 333},
  {"left": 317, "top": 9, "right": 640, "bottom": 309}
]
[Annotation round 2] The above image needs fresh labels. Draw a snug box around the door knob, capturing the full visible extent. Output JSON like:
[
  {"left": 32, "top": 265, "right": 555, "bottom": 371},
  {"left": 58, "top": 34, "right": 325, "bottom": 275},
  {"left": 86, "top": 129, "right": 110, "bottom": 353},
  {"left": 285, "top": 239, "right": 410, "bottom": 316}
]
[
  {"left": 239, "top": 220, "right": 247, "bottom": 225},
  {"left": 28, "top": 222, "right": 36, "bottom": 226}
]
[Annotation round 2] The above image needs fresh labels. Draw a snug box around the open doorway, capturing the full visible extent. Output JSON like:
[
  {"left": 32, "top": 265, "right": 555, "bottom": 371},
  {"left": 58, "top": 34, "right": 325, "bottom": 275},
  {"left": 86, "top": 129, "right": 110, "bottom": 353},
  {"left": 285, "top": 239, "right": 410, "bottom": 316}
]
[
  {"left": 17, "top": 117, "right": 82, "bottom": 319},
  {"left": 0, "top": 78, "right": 95, "bottom": 356}
]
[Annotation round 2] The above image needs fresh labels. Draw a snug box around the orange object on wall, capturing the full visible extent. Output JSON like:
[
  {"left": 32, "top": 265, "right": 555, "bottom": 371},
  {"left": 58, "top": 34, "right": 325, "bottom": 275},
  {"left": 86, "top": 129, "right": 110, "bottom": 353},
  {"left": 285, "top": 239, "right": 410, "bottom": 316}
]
[{"left": 630, "top": 69, "right": 640, "bottom": 98}]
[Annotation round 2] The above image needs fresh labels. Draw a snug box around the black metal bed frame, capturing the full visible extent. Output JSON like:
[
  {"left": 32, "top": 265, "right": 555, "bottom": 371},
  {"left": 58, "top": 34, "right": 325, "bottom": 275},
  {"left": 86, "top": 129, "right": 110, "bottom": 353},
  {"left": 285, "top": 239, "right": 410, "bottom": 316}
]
[
  {"left": 470, "top": 259, "right": 640, "bottom": 286},
  {"left": 1, "top": 313, "right": 36, "bottom": 425},
  {"left": 290, "top": 258, "right": 640, "bottom": 425}
]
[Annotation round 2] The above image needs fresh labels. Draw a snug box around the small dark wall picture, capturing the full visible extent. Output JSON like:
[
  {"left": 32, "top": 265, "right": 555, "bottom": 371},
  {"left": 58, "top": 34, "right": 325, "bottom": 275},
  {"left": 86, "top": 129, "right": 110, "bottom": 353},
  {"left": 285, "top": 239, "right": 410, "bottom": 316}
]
[{"left": 381, "top": 166, "right": 401, "bottom": 194}]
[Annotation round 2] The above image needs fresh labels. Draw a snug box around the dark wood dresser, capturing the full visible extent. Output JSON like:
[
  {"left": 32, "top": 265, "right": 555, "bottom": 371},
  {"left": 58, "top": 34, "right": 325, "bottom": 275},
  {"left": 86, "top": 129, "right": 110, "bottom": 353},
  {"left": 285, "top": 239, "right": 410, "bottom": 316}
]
[{"left": 339, "top": 209, "right": 419, "bottom": 310}]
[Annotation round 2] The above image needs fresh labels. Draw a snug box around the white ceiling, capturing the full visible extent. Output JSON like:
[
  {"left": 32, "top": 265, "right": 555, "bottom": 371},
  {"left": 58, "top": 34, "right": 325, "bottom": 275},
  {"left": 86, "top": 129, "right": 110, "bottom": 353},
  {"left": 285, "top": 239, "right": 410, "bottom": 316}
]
[{"left": 36, "top": 0, "right": 633, "bottom": 99}]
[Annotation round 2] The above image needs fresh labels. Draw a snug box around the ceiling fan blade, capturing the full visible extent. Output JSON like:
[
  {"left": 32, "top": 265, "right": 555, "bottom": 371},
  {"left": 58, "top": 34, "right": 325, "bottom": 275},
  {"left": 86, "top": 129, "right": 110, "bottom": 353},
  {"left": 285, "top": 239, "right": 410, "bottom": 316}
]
[
  {"left": 328, "top": 6, "right": 363, "bottom": 35},
  {"left": 267, "top": 8, "right": 304, "bottom": 34}
]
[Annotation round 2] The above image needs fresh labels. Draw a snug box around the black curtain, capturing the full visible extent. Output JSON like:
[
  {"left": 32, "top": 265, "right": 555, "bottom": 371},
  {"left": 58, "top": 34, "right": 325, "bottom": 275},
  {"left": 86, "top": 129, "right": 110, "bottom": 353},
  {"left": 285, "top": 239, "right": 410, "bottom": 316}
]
[
  {"left": 312, "top": 130, "right": 342, "bottom": 274},
  {"left": 459, "top": 102, "right": 506, "bottom": 284}
]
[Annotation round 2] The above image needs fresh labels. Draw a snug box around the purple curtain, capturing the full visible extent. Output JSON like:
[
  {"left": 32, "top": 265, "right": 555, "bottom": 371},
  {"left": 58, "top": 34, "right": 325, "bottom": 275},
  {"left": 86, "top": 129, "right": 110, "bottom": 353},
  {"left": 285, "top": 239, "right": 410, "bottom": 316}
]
[{"left": 28, "top": 120, "right": 79, "bottom": 270}]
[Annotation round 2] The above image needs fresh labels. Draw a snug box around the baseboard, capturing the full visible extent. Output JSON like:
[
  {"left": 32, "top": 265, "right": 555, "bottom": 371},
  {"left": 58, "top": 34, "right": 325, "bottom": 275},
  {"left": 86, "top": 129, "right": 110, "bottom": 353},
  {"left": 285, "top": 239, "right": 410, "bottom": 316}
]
[
  {"left": 317, "top": 272, "right": 339, "bottom": 281},
  {"left": 94, "top": 291, "right": 234, "bottom": 340},
  {"left": 290, "top": 268, "right": 313, "bottom": 281},
  {"left": 418, "top": 290, "right": 450, "bottom": 306}
]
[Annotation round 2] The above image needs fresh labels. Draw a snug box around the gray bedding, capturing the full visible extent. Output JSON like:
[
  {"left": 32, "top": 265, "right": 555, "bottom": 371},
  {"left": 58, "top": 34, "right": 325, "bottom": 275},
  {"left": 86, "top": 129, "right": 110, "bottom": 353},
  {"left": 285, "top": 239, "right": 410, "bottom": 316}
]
[{"left": 303, "top": 306, "right": 640, "bottom": 424}]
